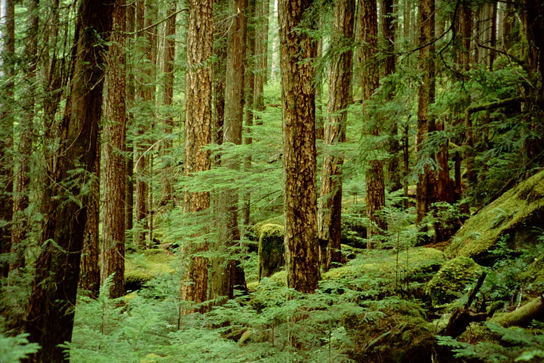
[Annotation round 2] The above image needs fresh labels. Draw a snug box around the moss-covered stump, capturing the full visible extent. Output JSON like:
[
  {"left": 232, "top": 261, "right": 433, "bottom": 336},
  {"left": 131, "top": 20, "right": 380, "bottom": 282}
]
[
  {"left": 447, "top": 170, "right": 544, "bottom": 263},
  {"left": 124, "top": 249, "right": 175, "bottom": 292},
  {"left": 323, "top": 247, "right": 445, "bottom": 297},
  {"left": 258, "top": 224, "right": 285, "bottom": 281},
  {"left": 344, "top": 299, "right": 435, "bottom": 363},
  {"left": 426, "top": 256, "right": 483, "bottom": 306}
]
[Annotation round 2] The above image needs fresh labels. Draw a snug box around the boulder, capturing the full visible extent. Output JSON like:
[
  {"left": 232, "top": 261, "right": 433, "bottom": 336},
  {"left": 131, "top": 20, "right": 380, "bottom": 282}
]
[
  {"left": 447, "top": 170, "right": 544, "bottom": 264},
  {"left": 258, "top": 224, "right": 285, "bottom": 281}
]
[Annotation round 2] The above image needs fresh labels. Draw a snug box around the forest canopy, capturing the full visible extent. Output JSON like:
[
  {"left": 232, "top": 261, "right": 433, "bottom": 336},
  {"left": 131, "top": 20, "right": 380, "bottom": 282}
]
[{"left": 1, "top": 0, "right": 544, "bottom": 362}]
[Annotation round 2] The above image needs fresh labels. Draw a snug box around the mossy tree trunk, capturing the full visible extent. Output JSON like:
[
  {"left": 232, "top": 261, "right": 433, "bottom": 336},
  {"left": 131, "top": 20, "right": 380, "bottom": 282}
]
[
  {"left": 182, "top": 0, "right": 214, "bottom": 313},
  {"left": 358, "top": 0, "right": 386, "bottom": 246},
  {"left": 278, "top": 0, "right": 320, "bottom": 293},
  {"left": 101, "top": 0, "right": 127, "bottom": 299},
  {"left": 25, "top": 0, "right": 111, "bottom": 360},
  {"left": 319, "top": 0, "right": 354, "bottom": 271},
  {"left": 126, "top": 2, "right": 136, "bottom": 245}
]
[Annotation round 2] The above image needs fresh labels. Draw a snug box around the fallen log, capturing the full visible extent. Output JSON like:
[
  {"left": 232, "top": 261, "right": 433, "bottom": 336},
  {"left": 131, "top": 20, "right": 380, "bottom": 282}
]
[{"left": 492, "top": 295, "right": 544, "bottom": 327}]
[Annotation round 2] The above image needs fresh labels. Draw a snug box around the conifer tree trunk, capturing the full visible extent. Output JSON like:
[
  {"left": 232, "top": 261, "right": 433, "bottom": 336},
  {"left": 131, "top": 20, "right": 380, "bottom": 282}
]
[
  {"left": 382, "top": 0, "right": 402, "bottom": 192},
  {"left": 211, "top": 0, "right": 247, "bottom": 303},
  {"left": 358, "top": 0, "right": 386, "bottom": 245},
  {"left": 416, "top": 0, "right": 436, "bottom": 225},
  {"left": 79, "top": 135, "right": 100, "bottom": 297},
  {"left": 126, "top": 2, "right": 136, "bottom": 243},
  {"left": 278, "top": 0, "right": 320, "bottom": 293},
  {"left": 11, "top": 0, "right": 38, "bottom": 272},
  {"left": 319, "top": 0, "right": 354, "bottom": 271},
  {"left": 253, "top": 0, "right": 269, "bottom": 120},
  {"left": 0, "top": 0, "right": 14, "bottom": 278},
  {"left": 182, "top": 0, "right": 214, "bottom": 313},
  {"left": 242, "top": 0, "right": 255, "bottom": 235},
  {"left": 160, "top": 2, "right": 176, "bottom": 206},
  {"left": 213, "top": 0, "right": 227, "bottom": 156},
  {"left": 25, "top": 1, "right": 111, "bottom": 360},
  {"left": 101, "top": 0, "right": 127, "bottom": 299}
]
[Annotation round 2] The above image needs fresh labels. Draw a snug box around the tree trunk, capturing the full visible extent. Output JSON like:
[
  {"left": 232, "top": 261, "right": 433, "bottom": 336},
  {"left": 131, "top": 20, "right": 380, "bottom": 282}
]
[
  {"left": 319, "top": 0, "right": 354, "bottom": 271},
  {"left": 253, "top": 0, "right": 269, "bottom": 120},
  {"left": 382, "top": 0, "right": 402, "bottom": 192},
  {"left": 358, "top": 0, "right": 386, "bottom": 245},
  {"left": 25, "top": 1, "right": 111, "bottom": 360},
  {"left": 0, "top": 0, "right": 14, "bottom": 278},
  {"left": 101, "top": 0, "right": 127, "bottom": 299},
  {"left": 211, "top": 0, "right": 247, "bottom": 304},
  {"left": 11, "top": 0, "right": 38, "bottom": 272},
  {"left": 79, "top": 133, "right": 100, "bottom": 297},
  {"left": 416, "top": 0, "right": 436, "bottom": 226},
  {"left": 278, "top": 0, "right": 320, "bottom": 293},
  {"left": 126, "top": 1, "right": 136, "bottom": 245},
  {"left": 213, "top": 0, "right": 227, "bottom": 160},
  {"left": 160, "top": 2, "right": 176, "bottom": 206},
  {"left": 182, "top": 0, "right": 214, "bottom": 313}
]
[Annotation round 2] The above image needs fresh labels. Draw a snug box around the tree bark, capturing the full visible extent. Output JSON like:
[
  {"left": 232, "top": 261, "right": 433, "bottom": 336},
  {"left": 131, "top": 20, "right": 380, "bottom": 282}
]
[
  {"left": 160, "top": 1, "right": 176, "bottom": 206},
  {"left": 382, "top": 0, "right": 402, "bottom": 192},
  {"left": 182, "top": 0, "right": 214, "bottom": 313},
  {"left": 126, "top": 1, "right": 136, "bottom": 245},
  {"left": 211, "top": 0, "right": 247, "bottom": 304},
  {"left": 278, "top": 0, "right": 320, "bottom": 293},
  {"left": 416, "top": 0, "right": 437, "bottom": 226},
  {"left": 319, "top": 0, "right": 354, "bottom": 271},
  {"left": 101, "top": 0, "right": 127, "bottom": 299},
  {"left": 25, "top": 1, "right": 111, "bottom": 360},
  {"left": 358, "top": 0, "right": 386, "bottom": 245},
  {"left": 0, "top": 0, "right": 14, "bottom": 278},
  {"left": 79, "top": 133, "right": 100, "bottom": 297}
]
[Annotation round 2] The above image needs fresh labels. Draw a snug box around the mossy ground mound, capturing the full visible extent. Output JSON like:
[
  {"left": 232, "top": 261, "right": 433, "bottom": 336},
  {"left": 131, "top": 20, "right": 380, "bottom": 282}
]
[
  {"left": 125, "top": 248, "right": 175, "bottom": 292},
  {"left": 426, "top": 256, "right": 483, "bottom": 306},
  {"left": 322, "top": 247, "right": 446, "bottom": 296},
  {"left": 447, "top": 169, "right": 544, "bottom": 262}
]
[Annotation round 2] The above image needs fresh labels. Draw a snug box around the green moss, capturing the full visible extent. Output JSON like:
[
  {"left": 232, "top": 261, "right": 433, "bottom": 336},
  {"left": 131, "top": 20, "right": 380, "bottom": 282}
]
[
  {"left": 323, "top": 247, "right": 445, "bottom": 281},
  {"left": 125, "top": 270, "right": 154, "bottom": 292},
  {"left": 426, "top": 256, "right": 483, "bottom": 306},
  {"left": 124, "top": 249, "right": 175, "bottom": 291},
  {"left": 252, "top": 216, "right": 283, "bottom": 238},
  {"left": 447, "top": 170, "right": 544, "bottom": 260}
]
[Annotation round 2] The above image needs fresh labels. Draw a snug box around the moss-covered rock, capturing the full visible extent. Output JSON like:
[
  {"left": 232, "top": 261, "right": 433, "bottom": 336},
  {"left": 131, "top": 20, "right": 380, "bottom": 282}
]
[
  {"left": 447, "top": 170, "right": 544, "bottom": 263},
  {"left": 344, "top": 299, "right": 435, "bottom": 363},
  {"left": 258, "top": 224, "right": 285, "bottom": 281},
  {"left": 426, "top": 256, "right": 483, "bottom": 306}
]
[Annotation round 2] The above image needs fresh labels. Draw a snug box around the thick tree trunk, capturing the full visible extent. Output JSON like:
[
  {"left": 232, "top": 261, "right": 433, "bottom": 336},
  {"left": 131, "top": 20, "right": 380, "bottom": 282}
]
[
  {"left": 25, "top": 1, "right": 111, "bottom": 360},
  {"left": 182, "top": 0, "right": 214, "bottom": 313},
  {"left": 213, "top": 0, "right": 227, "bottom": 160},
  {"left": 160, "top": 2, "right": 176, "bottom": 206},
  {"left": 358, "top": 0, "right": 386, "bottom": 245},
  {"left": 11, "top": 0, "right": 38, "bottom": 272},
  {"left": 211, "top": 0, "right": 247, "bottom": 304},
  {"left": 253, "top": 0, "right": 269, "bottom": 122},
  {"left": 101, "top": 0, "right": 127, "bottom": 299},
  {"left": 278, "top": 0, "right": 320, "bottom": 293},
  {"left": 319, "top": 0, "right": 354, "bottom": 271},
  {"left": 0, "top": 0, "right": 14, "bottom": 278},
  {"left": 416, "top": 0, "right": 436, "bottom": 226}
]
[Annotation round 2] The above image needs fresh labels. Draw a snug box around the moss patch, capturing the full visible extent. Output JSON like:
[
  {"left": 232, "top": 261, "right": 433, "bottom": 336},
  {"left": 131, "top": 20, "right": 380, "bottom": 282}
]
[
  {"left": 426, "top": 256, "right": 483, "bottom": 306},
  {"left": 322, "top": 247, "right": 445, "bottom": 296},
  {"left": 124, "top": 249, "right": 175, "bottom": 291},
  {"left": 447, "top": 170, "right": 544, "bottom": 261}
]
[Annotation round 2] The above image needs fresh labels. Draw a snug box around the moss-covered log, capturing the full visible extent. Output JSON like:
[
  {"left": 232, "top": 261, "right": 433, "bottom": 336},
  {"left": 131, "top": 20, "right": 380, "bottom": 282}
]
[{"left": 492, "top": 295, "right": 544, "bottom": 327}]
